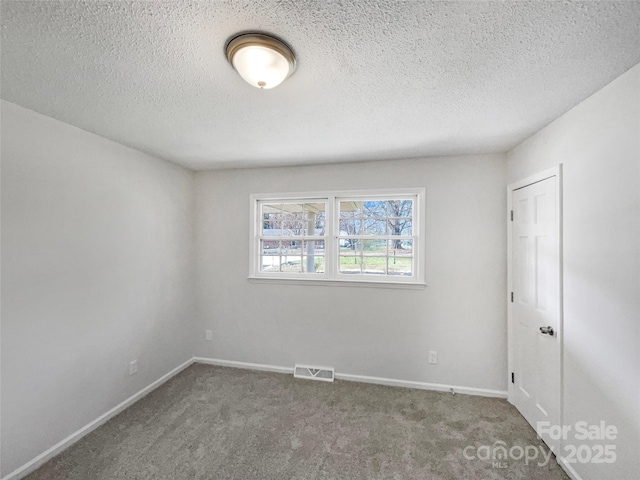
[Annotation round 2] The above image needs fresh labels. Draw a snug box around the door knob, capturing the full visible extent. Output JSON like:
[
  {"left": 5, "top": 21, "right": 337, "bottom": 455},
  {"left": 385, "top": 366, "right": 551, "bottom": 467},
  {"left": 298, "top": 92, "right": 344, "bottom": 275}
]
[{"left": 539, "top": 326, "right": 554, "bottom": 336}]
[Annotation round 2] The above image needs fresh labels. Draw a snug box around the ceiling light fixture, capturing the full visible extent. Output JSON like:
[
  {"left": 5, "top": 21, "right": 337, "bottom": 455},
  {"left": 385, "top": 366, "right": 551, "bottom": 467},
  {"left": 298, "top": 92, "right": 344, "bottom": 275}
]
[{"left": 226, "top": 33, "right": 296, "bottom": 89}]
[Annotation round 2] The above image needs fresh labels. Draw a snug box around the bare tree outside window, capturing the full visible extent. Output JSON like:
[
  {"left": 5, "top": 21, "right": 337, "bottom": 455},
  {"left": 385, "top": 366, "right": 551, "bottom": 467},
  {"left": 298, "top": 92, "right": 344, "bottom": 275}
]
[{"left": 337, "top": 198, "right": 414, "bottom": 276}]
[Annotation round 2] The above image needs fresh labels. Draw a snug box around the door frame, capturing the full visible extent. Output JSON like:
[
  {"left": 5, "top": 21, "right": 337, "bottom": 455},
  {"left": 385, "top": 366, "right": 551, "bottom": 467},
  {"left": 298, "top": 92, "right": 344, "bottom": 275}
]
[{"left": 507, "top": 164, "right": 564, "bottom": 443}]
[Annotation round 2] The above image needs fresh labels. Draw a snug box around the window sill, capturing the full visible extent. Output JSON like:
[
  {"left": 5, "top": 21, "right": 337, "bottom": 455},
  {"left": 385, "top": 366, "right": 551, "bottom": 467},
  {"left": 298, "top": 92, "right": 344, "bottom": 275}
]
[{"left": 247, "top": 276, "right": 427, "bottom": 290}]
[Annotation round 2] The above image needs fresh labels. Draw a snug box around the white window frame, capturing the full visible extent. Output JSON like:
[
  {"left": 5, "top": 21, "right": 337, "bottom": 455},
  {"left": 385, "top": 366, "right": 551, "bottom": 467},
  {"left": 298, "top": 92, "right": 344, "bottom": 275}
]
[{"left": 249, "top": 188, "right": 426, "bottom": 288}]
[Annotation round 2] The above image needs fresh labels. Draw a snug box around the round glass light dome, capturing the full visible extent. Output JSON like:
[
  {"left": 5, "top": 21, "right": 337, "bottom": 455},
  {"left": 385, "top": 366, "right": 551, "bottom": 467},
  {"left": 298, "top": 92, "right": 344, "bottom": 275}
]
[{"left": 226, "top": 33, "right": 296, "bottom": 89}]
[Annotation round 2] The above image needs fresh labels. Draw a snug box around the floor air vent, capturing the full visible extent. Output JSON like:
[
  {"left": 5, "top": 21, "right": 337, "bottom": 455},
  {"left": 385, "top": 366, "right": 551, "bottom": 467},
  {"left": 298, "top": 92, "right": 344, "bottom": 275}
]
[{"left": 294, "top": 364, "right": 335, "bottom": 382}]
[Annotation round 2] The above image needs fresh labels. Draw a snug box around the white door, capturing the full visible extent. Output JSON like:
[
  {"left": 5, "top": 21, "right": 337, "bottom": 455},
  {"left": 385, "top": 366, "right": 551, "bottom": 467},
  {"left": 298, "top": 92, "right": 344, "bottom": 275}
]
[{"left": 510, "top": 172, "right": 562, "bottom": 452}]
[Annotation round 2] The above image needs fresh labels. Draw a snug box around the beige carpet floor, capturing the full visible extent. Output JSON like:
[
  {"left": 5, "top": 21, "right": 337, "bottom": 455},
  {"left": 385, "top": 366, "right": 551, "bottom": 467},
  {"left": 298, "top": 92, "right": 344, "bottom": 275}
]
[{"left": 27, "top": 363, "right": 569, "bottom": 479}]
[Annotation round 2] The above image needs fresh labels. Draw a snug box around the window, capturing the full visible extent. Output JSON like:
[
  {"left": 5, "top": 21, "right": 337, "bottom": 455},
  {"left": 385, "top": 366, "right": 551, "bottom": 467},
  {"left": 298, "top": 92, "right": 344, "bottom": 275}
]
[
  {"left": 250, "top": 189, "right": 425, "bottom": 286},
  {"left": 258, "top": 200, "right": 326, "bottom": 274}
]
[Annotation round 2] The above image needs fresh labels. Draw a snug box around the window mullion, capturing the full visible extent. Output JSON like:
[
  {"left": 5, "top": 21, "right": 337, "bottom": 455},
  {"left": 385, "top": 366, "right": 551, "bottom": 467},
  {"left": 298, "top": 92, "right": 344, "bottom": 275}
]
[{"left": 326, "top": 194, "right": 337, "bottom": 279}]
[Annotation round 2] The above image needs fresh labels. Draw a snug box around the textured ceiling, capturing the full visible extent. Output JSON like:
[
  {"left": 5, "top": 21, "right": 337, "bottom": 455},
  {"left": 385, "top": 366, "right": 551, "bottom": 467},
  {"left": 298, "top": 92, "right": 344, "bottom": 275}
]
[{"left": 2, "top": 1, "right": 640, "bottom": 170}]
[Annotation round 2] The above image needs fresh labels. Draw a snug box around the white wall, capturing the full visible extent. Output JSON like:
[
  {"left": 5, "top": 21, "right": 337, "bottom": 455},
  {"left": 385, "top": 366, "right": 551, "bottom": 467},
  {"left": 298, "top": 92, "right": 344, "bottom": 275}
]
[
  {"left": 0, "top": 101, "right": 195, "bottom": 477},
  {"left": 507, "top": 64, "right": 640, "bottom": 480},
  {"left": 194, "top": 154, "right": 508, "bottom": 392},
  {"left": 5, "top": 61, "right": 636, "bottom": 480}
]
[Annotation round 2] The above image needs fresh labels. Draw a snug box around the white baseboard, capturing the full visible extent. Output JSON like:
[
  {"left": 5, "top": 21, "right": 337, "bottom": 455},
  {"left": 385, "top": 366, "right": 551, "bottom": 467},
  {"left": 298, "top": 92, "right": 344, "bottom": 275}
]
[
  {"left": 335, "top": 372, "right": 508, "bottom": 398},
  {"left": 193, "top": 357, "right": 507, "bottom": 398},
  {"left": 193, "top": 356, "right": 294, "bottom": 375},
  {"left": 557, "top": 455, "right": 583, "bottom": 480},
  {"left": 1, "top": 358, "right": 194, "bottom": 480}
]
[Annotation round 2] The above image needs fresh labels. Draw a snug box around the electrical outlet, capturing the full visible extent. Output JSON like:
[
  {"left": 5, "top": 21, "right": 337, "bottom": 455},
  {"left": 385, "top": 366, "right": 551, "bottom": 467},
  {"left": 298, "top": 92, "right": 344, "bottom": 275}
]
[
  {"left": 428, "top": 351, "right": 438, "bottom": 365},
  {"left": 129, "top": 359, "right": 138, "bottom": 375},
  {"left": 205, "top": 330, "right": 212, "bottom": 341}
]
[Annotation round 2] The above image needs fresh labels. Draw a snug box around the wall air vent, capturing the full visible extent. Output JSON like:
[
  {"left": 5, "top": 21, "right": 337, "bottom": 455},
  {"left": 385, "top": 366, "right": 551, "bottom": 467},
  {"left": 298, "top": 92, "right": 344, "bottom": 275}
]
[{"left": 293, "top": 364, "right": 335, "bottom": 382}]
